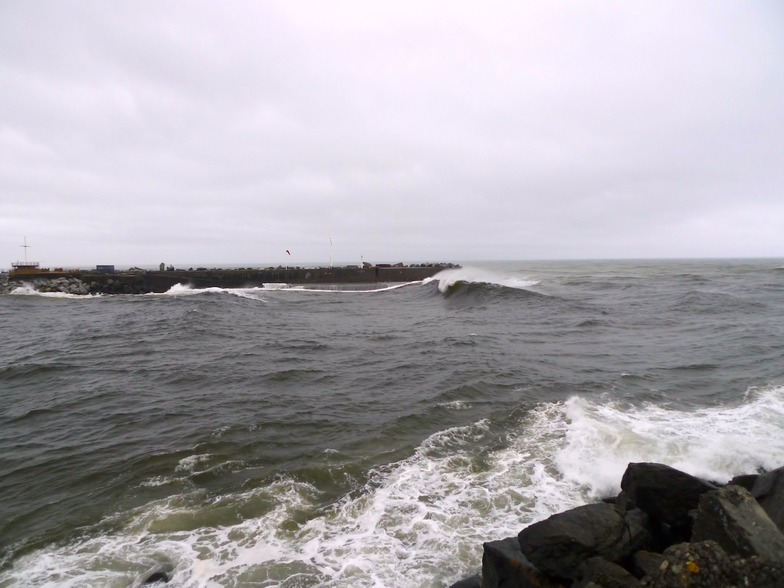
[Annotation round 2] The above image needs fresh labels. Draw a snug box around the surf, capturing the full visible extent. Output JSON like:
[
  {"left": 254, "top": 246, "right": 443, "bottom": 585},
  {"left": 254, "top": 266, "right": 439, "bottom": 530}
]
[{"left": 4, "top": 384, "right": 780, "bottom": 586}]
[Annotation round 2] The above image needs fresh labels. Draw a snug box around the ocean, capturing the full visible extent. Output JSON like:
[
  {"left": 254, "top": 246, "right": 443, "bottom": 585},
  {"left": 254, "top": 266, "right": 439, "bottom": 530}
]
[{"left": 1, "top": 259, "right": 783, "bottom": 587}]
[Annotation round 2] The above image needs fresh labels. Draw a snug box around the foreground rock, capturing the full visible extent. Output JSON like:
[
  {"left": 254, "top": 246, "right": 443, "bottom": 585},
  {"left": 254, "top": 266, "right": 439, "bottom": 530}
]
[
  {"left": 641, "top": 540, "right": 784, "bottom": 587},
  {"left": 517, "top": 502, "right": 650, "bottom": 581},
  {"left": 692, "top": 484, "right": 784, "bottom": 562},
  {"left": 453, "top": 462, "right": 784, "bottom": 588}
]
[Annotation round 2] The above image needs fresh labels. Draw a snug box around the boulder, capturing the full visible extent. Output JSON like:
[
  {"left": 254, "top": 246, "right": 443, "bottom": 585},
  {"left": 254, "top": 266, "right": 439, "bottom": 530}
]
[
  {"left": 518, "top": 503, "right": 651, "bottom": 581},
  {"left": 748, "top": 465, "right": 784, "bottom": 531},
  {"left": 482, "top": 537, "right": 564, "bottom": 588},
  {"left": 640, "top": 540, "right": 784, "bottom": 587},
  {"left": 574, "top": 557, "right": 640, "bottom": 588},
  {"left": 631, "top": 551, "right": 666, "bottom": 579},
  {"left": 620, "top": 462, "right": 717, "bottom": 542},
  {"left": 448, "top": 573, "right": 481, "bottom": 588},
  {"left": 691, "top": 484, "right": 784, "bottom": 562}
]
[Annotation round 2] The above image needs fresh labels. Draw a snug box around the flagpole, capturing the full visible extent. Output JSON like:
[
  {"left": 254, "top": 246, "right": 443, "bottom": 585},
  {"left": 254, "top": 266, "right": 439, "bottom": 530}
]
[{"left": 329, "top": 237, "right": 333, "bottom": 268}]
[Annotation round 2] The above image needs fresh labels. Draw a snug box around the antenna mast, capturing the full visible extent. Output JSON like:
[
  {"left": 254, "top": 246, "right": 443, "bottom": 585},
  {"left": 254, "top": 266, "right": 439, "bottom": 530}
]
[{"left": 21, "top": 237, "right": 30, "bottom": 263}]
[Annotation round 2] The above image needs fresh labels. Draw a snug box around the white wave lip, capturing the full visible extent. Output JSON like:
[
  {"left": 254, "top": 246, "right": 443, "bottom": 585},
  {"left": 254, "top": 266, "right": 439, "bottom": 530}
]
[{"left": 3, "top": 385, "right": 783, "bottom": 587}]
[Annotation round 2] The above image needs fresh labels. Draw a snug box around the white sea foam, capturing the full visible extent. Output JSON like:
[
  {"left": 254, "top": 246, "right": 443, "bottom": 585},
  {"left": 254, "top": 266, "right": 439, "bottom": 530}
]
[
  {"left": 263, "top": 281, "right": 423, "bottom": 294},
  {"left": 4, "top": 385, "right": 783, "bottom": 587},
  {"left": 436, "top": 400, "right": 472, "bottom": 410},
  {"left": 7, "top": 285, "right": 97, "bottom": 299},
  {"left": 156, "top": 282, "right": 422, "bottom": 300},
  {"left": 554, "top": 385, "right": 784, "bottom": 497},
  {"left": 174, "top": 454, "right": 213, "bottom": 474},
  {"left": 434, "top": 267, "right": 539, "bottom": 293}
]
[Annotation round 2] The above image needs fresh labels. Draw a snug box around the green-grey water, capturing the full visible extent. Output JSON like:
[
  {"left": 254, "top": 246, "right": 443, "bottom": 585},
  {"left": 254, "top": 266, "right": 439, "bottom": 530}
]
[{"left": 1, "top": 259, "right": 783, "bottom": 587}]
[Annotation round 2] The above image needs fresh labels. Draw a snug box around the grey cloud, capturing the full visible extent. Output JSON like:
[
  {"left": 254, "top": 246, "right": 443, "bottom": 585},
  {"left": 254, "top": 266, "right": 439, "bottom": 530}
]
[{"left": 1, "top": 0, "right": 783, "bottom": 266}]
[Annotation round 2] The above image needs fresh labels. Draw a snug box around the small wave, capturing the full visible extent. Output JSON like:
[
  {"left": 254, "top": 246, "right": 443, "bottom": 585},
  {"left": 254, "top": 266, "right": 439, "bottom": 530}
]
[
  {"left": 576, "top": 318, "right": 611, "bottom": 328},
  {"left": 157, "top": 284, "right": 228, "bottom": 297},
  {"left": 436, "top": 400, "right": 472, "bottom": 410},
  {"left": 670, "top": 290, "right": 766, "bottom": 314}
]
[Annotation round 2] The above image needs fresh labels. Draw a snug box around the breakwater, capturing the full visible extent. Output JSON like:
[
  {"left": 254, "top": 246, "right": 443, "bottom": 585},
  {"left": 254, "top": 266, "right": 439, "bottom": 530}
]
[{"left": 0, "top": 263, "right": 457, "bottom": 295}]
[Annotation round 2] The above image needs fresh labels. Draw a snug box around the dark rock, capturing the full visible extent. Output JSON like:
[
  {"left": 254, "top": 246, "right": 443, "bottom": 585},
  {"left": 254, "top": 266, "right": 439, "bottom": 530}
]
[
  {"left": 691, "top": 484, "right": 784, "bottom": 562},
  {"left": 620, "top": 462, "right": 717, "bottom": 543},
  {"left": 574, "top": 557, "right": 640, "bottom": 587},
  {"left": 601, "top": 491, "right": 631, "bottom": 512},
  {"left": 640, "top": 540, "right": 784, "bottom": 587},
  {"left": 143, "top": 571, "right": 169, "bottom": 583},
  {"left": 631, "top": 551, "right": 666, "bottom": 579},
  {"left": 449, "top": 573, "right": 481, "bottom": 588},
  {"left": 728, "top": 473, "right": 758, "bottom": 491},
  {"left": 142, "top": 563, "right": 172, "bottom": 584},
  {"left": 749, "top": 465, "right": 784, "bottom": 531},
  {"left": 482, "top": 537, "right": 564, "bottom": 588},
  {"left": 518, "top": 503, "right": 651, "bottom": 581}
]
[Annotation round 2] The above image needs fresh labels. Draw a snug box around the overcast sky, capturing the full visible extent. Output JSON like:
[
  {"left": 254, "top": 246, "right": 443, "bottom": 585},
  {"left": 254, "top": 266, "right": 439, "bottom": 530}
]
[{"left": 2, "top": 1, "right": 783, "bottom": 267}]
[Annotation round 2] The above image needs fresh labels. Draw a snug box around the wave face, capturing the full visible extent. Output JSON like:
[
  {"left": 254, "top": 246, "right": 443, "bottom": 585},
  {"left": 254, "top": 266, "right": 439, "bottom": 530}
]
[{"left": 1, "top": 259, "right": 783, "bottom": 586}]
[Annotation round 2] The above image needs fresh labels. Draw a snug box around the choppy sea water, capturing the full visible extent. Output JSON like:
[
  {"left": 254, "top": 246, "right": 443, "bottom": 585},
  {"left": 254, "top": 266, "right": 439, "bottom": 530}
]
[{"left": 1, "top": 259, "right": 783, "bottom": 587}]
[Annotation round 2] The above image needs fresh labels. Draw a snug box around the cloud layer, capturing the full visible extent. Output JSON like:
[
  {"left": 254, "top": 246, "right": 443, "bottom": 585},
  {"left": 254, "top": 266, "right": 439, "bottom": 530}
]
[{"left": 2, "top": 0, "right": 783, "bottom": 266}]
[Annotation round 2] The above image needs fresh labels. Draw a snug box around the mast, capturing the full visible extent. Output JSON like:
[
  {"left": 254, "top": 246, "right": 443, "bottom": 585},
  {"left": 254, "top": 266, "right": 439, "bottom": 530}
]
[{"left": 13, "top": 236, "right": 40, "bottom": 270}]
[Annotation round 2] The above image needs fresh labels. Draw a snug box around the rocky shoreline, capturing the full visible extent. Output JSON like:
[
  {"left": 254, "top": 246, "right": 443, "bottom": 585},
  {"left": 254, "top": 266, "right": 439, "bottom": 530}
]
[{"left": 453, "top": 462, "right": 784, "bottom": 587}]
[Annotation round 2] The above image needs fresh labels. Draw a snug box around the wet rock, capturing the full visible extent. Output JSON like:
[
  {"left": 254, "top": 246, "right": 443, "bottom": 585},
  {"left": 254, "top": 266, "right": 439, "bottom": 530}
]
[
  {"left": 448, "top": 572, "right": 481, "bottom": 588},
  {"left": 468, "top": 463, "right": 784, "bottom": 588},
  {"left": 482, "top": 537, "right": 563, "bottom": 588},
  {"left": 691, "top": 484, "right": 784, "bottom": 562},
  {"left": 640, "top": 540, "right": 784, "bottom": 587},
  {"left": 748, "top": 465, "right": 784, "bottom": 531},
  {"left": 729, "top": 472, "right": 758, "bottom": 491},
  {"left": 631, "top": 550, "right": 667, "bottom": 579},
  {"left": 574, "top": 557, "right": 640, "bottom": 588},
  {"left": 141, "top": 563, "right": 173, "bottom": 584},
  {"left": 518, "top": 503, "right": 651, "bottom": 582},
  {"left": 620, "top": 462, "right": 717, "bottom": 543}
]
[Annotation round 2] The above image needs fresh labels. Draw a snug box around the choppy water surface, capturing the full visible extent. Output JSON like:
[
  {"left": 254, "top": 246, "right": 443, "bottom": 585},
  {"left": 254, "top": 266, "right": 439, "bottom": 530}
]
[{"left": 1, "top": 259, "right": 783, "bottom": 587}]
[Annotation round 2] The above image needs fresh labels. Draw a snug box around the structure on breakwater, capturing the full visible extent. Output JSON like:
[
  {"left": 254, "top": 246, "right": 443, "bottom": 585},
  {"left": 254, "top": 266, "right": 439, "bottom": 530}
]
[{"left": 2, "top": 263, "right": 458, "bottom": 295}]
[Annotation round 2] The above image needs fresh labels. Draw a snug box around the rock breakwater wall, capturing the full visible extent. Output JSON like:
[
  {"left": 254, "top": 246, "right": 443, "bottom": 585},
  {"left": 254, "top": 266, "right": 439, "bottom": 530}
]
[
  {"left": 1, "top": 263, "right": 456, "bottom": 295},
  {"left": 453, "top": 462, "right": 784, "bottom": 587}
]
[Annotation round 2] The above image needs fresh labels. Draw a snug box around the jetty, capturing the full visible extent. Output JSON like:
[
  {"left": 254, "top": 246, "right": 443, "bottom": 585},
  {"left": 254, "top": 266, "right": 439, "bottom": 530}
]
[
  {"left": 2, "top": 262, "right": 458, "bottom": 295},
  {"left": 86, "top": 263, "right": 455, "bottom": 293}
]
